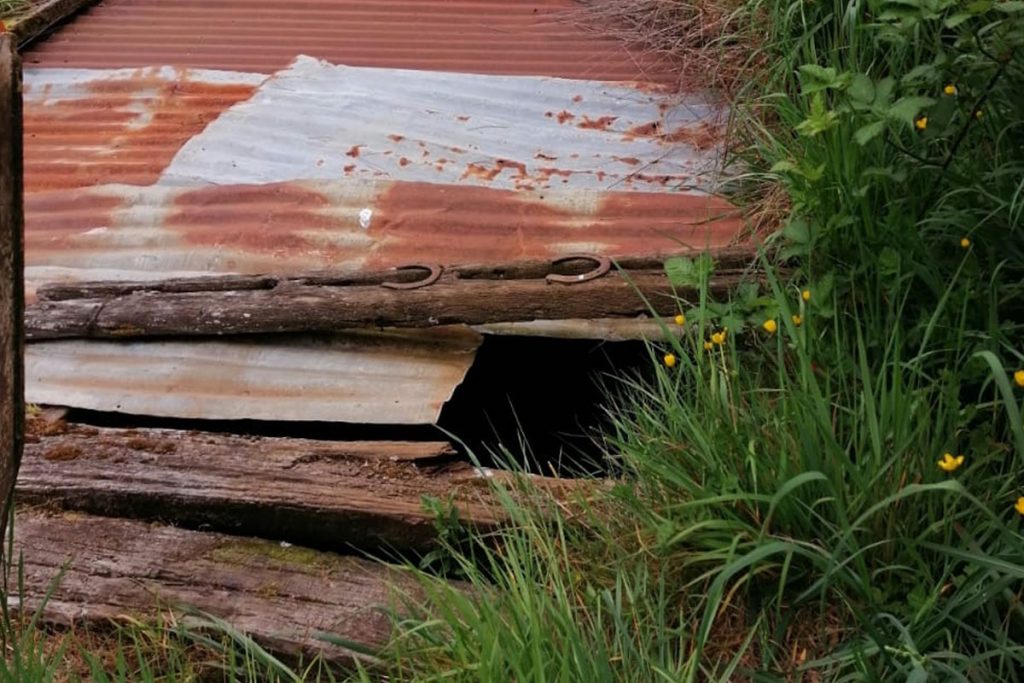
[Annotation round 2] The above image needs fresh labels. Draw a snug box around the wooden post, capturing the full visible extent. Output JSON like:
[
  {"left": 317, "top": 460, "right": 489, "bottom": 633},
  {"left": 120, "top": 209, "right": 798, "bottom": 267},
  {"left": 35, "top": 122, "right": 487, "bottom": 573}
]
[{"left": 0, "top": 35, "right": 24, "bottom": 553}]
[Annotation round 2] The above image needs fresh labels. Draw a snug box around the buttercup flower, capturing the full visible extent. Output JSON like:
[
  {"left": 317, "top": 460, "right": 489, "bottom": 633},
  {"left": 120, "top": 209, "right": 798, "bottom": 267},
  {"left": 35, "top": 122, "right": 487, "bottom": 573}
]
[
  {"left": 943, "top": 84, "right": 957, "bottom": 96},
  {"left": 801, "top": 289, "right": 811, "bottom": 302},
  {"left": 663, "top": 353, "right": 677, "bottom": 368},
  {"left": 915, "top": 116, "right": 928, "bottom": 130},
  {"left": 703, "top": 341, "right": 713, "bottom": 351},
  {"left": 711, "top": 330, "right": 727, "bottom": 345},
  {"left": 1016, "top": 497, "right": 1024, "bottom": 516},
  {"left": 763, "top": 319, "right": 778, "bottom": 334},
  {"left": 960, "top": 237, "right": 970, "bottom": 249},
  {"left": 1015, "top": 370, "right": 1024, "bottom": 388},
  {"left": 937, "top": 453, "right": 965, "bottom": 472},
  {"left": 674, "top": 314, "right": 686, "bottom": 326},
  {"left": 792, "top": 314, "right": 803, "bottom": 326}
]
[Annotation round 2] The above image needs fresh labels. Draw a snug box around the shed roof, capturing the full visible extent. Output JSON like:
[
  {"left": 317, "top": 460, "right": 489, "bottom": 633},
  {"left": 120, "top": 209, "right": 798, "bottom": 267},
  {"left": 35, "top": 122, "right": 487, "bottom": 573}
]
[{"left": 21, "top": 0, "right": 743, "bottom": 424}]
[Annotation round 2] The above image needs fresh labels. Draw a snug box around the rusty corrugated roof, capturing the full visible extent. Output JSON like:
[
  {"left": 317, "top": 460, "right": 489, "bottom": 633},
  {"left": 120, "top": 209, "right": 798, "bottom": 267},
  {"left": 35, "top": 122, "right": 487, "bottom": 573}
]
[
  {"left": 21, "top": 0, "right": 744, "bottom": 423},
  {"left": 24, "top": 0, "right": 674, "bottom": 80}
]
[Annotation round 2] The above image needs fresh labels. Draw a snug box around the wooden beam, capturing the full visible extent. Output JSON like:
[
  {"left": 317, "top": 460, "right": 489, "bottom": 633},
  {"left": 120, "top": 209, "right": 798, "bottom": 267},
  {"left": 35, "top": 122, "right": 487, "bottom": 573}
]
[
  {"left": 19, "top": 420, "right": 499, "bottom": 552},
  {"left": 25, "top": 269, "right": 747, "bottom": 340},
  {"left": 35, "top": 247, "right": 758, "bottom": 302},
  {"left": 5, "top": 0, "right": 100, "bottom": 47},
  {"left": 0, "top": 35, "right": 24, "bottom": 553},
  {"left": 11, "top": 510, "right": 452, "bottom": 666}
]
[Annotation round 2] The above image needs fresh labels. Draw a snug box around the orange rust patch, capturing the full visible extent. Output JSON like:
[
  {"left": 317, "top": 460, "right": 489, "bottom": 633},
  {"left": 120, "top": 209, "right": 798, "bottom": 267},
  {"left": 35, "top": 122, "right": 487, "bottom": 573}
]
[
  {"left": 661, "top": 122, "right": 723, "bottom": 150},
  {"left": 388, "top": 134, "right": 405, "bottom": 142},
  {"left": 456, "top": 115, "right": 471, "bottom": 122},
  {"left": 343, "top": 164, "right": 356, "bottom": 173},
  {"left": 24, "top": 190, "right": 123, "bottom": 253},
  {"left": 535, "top": 152, "right": 558, "bottom": 161},
  {"left": 625, "top": 121, "right": 661, "bottom": 139},
  {"left": 572, "top": 95, "right": 583, "bottom": 103},
  {"left": 556, "top": 110, "right": 575, "bottom": 124},
  {"left": 23, "top": 77, "right": 257, "bottom": 192},
  {"left": 365, "top": 181, "right": 743, "bottom": 269},
  {"left": 165, "top": 182, "right": 350, "bottom": 260},
  {"left": 346, "top": 145, "right": 363, "bottom": 158},
  {"left": 577, "top": 115, "right": 617, "bottom": 131},
  {"left": 614, "top": 156, "right": 641, "bottom": 166},
  {"left": 399, "top": 157, "right": 411, "bottom": 167}
]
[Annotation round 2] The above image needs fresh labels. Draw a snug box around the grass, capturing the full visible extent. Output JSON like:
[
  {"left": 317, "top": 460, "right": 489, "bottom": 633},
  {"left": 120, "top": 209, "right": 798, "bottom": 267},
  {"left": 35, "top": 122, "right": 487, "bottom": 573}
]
[
  {"left": 0, "top": 0, "right": 31, "bottom": 20},
  {"left": 4, "top": 0, "right": 1023, "bottom": 680}
]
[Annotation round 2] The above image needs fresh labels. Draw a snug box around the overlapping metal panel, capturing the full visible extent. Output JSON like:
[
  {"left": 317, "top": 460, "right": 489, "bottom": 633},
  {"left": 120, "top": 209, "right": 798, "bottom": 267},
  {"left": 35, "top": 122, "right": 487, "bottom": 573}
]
[
  {"left": 26, "top": 328, "right": 482, "bottom": 423},
  {"left": 24, "top": 0, "right": 673, "bottom": 80}
]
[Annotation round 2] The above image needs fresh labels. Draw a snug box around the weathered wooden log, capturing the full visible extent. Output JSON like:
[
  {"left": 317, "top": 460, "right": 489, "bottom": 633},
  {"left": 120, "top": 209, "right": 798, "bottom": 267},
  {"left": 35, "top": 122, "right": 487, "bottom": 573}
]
[
  {"left": 0, "top": 35, "right": 24, "bottom": 552},
  {"left": 35, "top": 247, "right": 758, "bottom": 301},
  {"left": 19, "top": 420, "right": 499, "bottom": 552},
  {"left": 26, "top": 270, "right": 747, "bottom": 340},
  {"left": 5, "top": 0, "right": 100, "bottom": 46},
  {"left": 11, "top": 510, "right": 449, "bottom": 666}
]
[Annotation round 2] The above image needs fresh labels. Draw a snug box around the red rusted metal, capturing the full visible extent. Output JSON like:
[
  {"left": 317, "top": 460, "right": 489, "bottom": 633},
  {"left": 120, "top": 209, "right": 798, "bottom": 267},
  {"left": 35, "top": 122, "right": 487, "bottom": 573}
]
[{"left": 24, "top": 0, "right": 675, "bottom": 80}]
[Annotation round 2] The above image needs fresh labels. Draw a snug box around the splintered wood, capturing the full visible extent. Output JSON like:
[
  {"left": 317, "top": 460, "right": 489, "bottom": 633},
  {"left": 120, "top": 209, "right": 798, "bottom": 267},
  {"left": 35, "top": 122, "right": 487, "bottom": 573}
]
[
  {"left": 20, "top": 420, "right": 500, "bottom": 552},
  {"left": 11, "top": 510, "right": 444, "bottom": 666}
]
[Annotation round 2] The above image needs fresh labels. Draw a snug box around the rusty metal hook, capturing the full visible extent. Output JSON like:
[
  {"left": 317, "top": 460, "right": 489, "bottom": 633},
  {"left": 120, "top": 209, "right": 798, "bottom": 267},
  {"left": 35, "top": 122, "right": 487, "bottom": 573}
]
[
  {"left": 381, "top": 264, "right": 443, "bottom": 290},
  {"left": 545, "top": 254, "right": 611, "bottom": 285}
]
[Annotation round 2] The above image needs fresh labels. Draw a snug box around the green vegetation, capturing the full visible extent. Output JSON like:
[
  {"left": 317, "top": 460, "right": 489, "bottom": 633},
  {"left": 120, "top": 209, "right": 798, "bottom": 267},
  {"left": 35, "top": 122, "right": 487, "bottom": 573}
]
[
  {"left": 347, "top": 0, "right": 1024, "bottom": 680},
  {"left": 4, "top": 0, "right": 1022, "bottom": 680},
  {"left": 0, "top": 0, "right": 31, "bottom": 20}
]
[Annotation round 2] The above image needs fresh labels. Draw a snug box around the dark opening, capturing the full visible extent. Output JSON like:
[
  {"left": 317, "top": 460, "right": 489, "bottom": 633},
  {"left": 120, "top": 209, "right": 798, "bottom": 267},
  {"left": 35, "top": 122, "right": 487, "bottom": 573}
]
[
  {"left": 60, "top": 335, "right": 653, "bottom": 477},
  {"left": 437, "top": 335, "right": 651, "bottom": 475}
]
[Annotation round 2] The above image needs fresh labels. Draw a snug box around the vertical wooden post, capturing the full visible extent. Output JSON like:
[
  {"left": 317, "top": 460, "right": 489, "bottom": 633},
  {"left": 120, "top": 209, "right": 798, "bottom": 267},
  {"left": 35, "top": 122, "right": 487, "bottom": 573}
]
[{"left": 0, "top": 35, "right": 24, "bottom": 555}]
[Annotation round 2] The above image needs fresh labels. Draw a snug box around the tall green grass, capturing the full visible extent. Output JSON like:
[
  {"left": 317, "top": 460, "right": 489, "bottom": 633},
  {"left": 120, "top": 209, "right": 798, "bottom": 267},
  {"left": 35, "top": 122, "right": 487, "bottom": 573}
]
[{"left": 348, "top": 0, "right": 1024, "bottom": 681}]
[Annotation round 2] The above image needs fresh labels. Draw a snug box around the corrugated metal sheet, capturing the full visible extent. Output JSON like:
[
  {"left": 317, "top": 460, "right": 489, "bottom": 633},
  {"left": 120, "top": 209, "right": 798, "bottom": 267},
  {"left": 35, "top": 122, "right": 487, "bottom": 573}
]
[
  {"left": 23, "top": 0, "right": 674, "bottom": 80},
  {"left": 162, "top": 57, "right": 721, "bottom": 192},
  {"left": 23, "top": 59, "right": 738, "bottom": 297},
  {"left": 23, "top": 66, "right": 266, "bottom": 191},
  {"left": 20, "top": 0, "right": 744, "bottom": 422},
  {"left": 25, "top": 328, "right": 482, "bottom": 424}
]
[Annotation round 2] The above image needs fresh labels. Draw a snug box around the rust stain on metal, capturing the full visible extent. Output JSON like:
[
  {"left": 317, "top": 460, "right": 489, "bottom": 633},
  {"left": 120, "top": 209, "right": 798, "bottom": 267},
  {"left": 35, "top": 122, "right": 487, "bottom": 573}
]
[
  {"left": 24, "top": 0, "right": 677, "bottom": 81},
  {"left": 167, "top": 182, "right": 340, "bottom": 256},
  {"left": 366, "top": 181, "right": 740, "bottom": 269},
  {"left": 24, "top": 71, "right": 258, "bottom": 191},
  {"left": 577, "top": 115, "right": 617, "bottom": 131}
]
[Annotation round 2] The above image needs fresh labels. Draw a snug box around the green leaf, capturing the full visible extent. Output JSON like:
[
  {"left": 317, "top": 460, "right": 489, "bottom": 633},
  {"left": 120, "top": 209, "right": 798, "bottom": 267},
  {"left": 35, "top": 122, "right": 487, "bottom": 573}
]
[
  {"left": 874, "top": 77, "right": 896, "bottom": 106},
  {"left": 797, "top": 93, "right": 840, "bottom": 136},
  {"left": 798, "top": 64, "right": 850, "bottom": 94},
  {"left": 855, "top": 120, "right": 887, "bottom": 145},
  {"left": 944, "top": 11, "right": 973, "bottom": 26},
  {"left": 887, "top": 96, "right": 935, "bottom": 125},
  {"left": 848, "top": 73, "right": 876, "bottom": 103},
  {"left": 783, "top": 218, "right": 811, "bottom": 244},
  {"left": 665, "top": 256, "right": 712, "bottom": 288},
  {"left": 995, "top": 1, "right": 1024, "bottom": 12}
]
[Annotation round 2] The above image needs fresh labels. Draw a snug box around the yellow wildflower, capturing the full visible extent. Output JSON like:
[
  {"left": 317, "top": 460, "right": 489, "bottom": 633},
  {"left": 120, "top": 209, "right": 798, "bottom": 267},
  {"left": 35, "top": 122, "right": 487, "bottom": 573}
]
[
  {"left": 792, "top": 314, "right": 803, "bottom": 326},
  {"left": 943, "top": 84, "right": 957, "bottom": 96},
  {"left": 960, "top": 237, "right": 970, "bottom": 249},
  {"left": 674, "top": 313, "right": 686, "bottom": 326},
  {"left": 801, "top": 289, "right": 811, "bottom": 302},
  {"left": 703, "top": 341, "right": 713, "bottom": 351},
  {"left": 1016, "top": 497, "right": 1024, "bottom": 516},
  {"left": 763, "top": 319, "right": 778, "bottom": 334},
  {"left": 975, "top": 109, "right": 983, "bottom": 120},
  {"left": 1015, "top": 370, "right": 1024, "bottom": 388},
  {"left": 937, "top": 453, "right": 965, "bottom": 472},
  {"left": 663, "top": 353, "right": 677, "bottom": 368},
  {"left": 711, "top": 330, "right": 727, "bottom": 345},
  {"left": 915, "top": 116, "right": 928, "bottom": 131}
]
